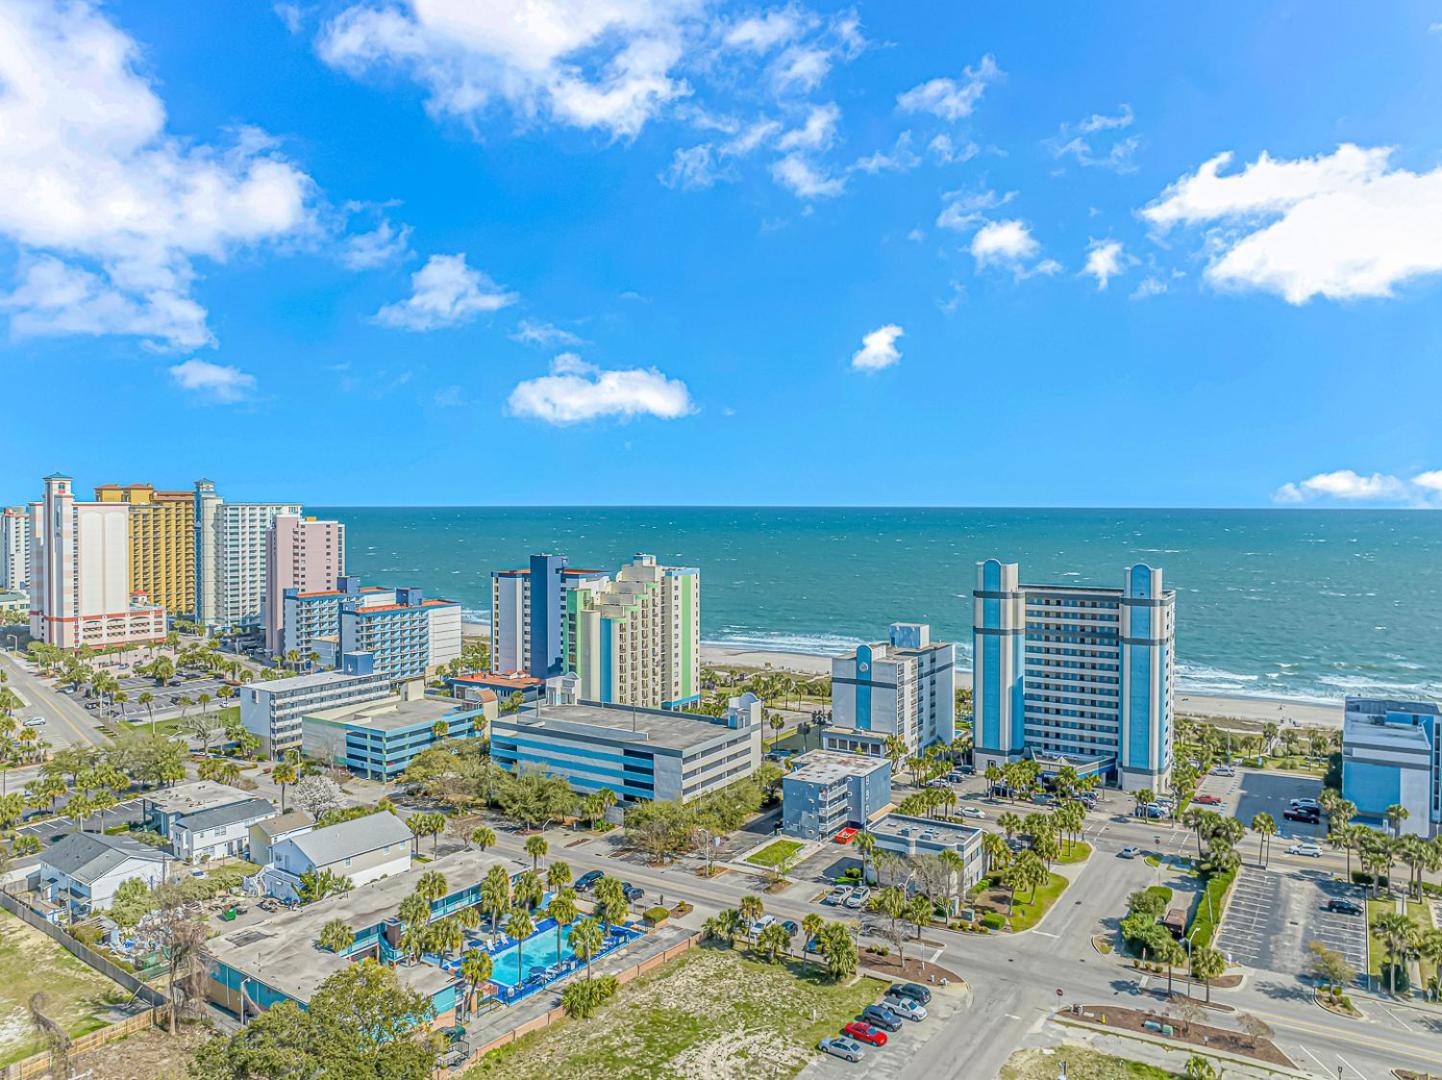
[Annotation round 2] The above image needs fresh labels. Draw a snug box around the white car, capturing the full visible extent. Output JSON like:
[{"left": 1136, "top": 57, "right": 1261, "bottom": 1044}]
[
  {"left": 961, "top": 806, "right": 984, "bottom": 819},
  {"left": 844, "top": 887, "right": 871, "bottom": 910},
  {"left": 1287, "top": 842, "right": 1323, "bottom": 858},
  {"left": 925, "top": 778, "right": 950, "bottom": 789},
  {"left": 883, "top": 995, "right": 928, "bottom": 1021},
  {"left": 825, "top": 885, "right": 852, "bottom": 906},
  {"left": 750, "top": 914, "right": 777, "bottom": 935},
  {"left": 1118, "top": 846, "right": 1142, "bottom": 859},
  {"left": 23, "top": 716, "right": 46, "bottom": 727},
  {"left": 818, "top": 1037, "right": 865, "bottom": 1063}
]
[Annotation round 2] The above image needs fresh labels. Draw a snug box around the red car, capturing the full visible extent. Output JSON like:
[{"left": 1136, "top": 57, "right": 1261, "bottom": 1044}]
[
  {"left": 843, "top": 1022, "right": 887, "bottom": 1047},
  {"left": 1194, "top": 795, "right": 1222, "bottom": 805}
]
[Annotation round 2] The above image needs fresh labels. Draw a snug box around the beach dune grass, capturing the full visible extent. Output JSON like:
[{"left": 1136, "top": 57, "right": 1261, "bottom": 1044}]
[
  {"left": 1001, "top": 1043, "right": 1180, "bottom": 1079},
  {"left": 0, "top": 911, "right": 122, "bottom": 1067},
  {"left": 466, "top": 945, "right": 885, "bottom": 1079},
  {"left": 745, "top": 839, "right": 805, "bottom": 870}
]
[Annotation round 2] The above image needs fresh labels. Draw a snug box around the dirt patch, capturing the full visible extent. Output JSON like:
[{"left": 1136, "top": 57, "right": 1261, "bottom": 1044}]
[
  {"left": 1063, "top": 1004, "right": 1291, "bottom": 1068},
  {"left": 859, "top": 948, "right": 959, "bottom": 983},
  {"left": 65, "top": 1022, "right": 209, "bottom": 1080}
]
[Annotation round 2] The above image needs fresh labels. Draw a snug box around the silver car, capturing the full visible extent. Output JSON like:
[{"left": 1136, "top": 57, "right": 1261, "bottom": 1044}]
[
  {"left": 844, "top": 887, "right": 871, "bottom": 910},
  {"left": 825, "top": 885, "right": 852, "bottom": 906},
  {"left": 883, "top": 995, "right": 928, "bottom": 1021},
  {"left": 818, "top": 1037, "right": 865, "bottom": 1063}
]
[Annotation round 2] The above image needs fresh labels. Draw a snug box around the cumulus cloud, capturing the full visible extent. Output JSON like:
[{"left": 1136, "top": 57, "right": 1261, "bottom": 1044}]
[
  {"left": 1082, "top": 239, "right": 1130, "bottom": 290},
  {"left": 850, "top": 324, "right": 903, "bottom": 371},
  {"left": 168, "top": 358, "right": 257, "bottom": 403},
  {"left": 510, "top": 319, "right": 586, "bottom": 347},
  {"left": 318, "top": 0, "right": 704, "bottom": 138},
  {"left": 341, "top": 216, "right": 412, "bottom": 269},
  {"left": 777, "top": 102, "right": 840, "bottom": 152},
  {"left": 1047, "top": 105, "right": 1139, "bottom": 172},
  {"left": 724, "top": 8, "right": 812, "bottom": 53},
  {"left": 1142, "top": 143, "right": 1442, "bottom": 303},
  {"left": 850, "top": 132, "right": 920, "bottom": 176},
  {"left": 508, "top": 353, "right": 694, "bottom": 423},
  {"left": 1272, "top": 469, "right": 1442, "bottom": 505},
  {"left": 772, "top": 154, "right": 844, "bottom": 198},
  {"left": 928, "top": 133, "right": 979, "bottom": 165},
  {"left": 374, "top": 253, "right": 516, "bottom": 330},
  {"left": 0, "top": 0, "right": 318, "bottom": 349},
  {"left": 897, "top": 55, "right": 1001, "bottom": 121},
  {"left": 936, "top": 188, "right": 1015, "bottom": 232}
]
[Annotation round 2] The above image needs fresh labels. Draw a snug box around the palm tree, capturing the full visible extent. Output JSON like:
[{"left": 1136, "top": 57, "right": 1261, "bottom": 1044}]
[
  {"left": 525, "top": 834, "right": 549, "bottom": 872},
  {"left": 1190, "top": 945, "right": 1227, "bottom": 1003},
  {"left": 272, "top": 762, "right": 298, "bottom": 813},
  {"left": 738, "top": 894, "right": 764, "bottom": 939},
  {"left": 1372, "top": 911, "right": 1417, "bottom": 994},
  {"left": 480, "top": 865, "right": 511, "bottom": 932},
  {"left": 854, "top": 830, "right": 876, "bottom": 884},
  {"left": 569, "top": 917, "right": 604, "bottom": 980},
  {"left": 546, "top": 860, "right": 572, "bottom": 893},
  {"left": 416, "top": 870, "right": 448, "bottom": 905},
  {"left": 884, "top": 735, "right": 908, "bottom": 777},
  {"left": 997, "top": 812, "right": 1023, "bottom": 842},
  {"left": 505, "top": 908, "right": 535, "bottom": 987},
  {"left": 983, "top": 763, "right": 1002, "bottom": 796},
  {"left": 137, "top": 691, "right": 155, "bottom": 734},
  {"left": 544, "top": 890, "right": 578, "bottom": 964},
  {"left": 317, "top": 919, "right": 355, "bottom": 953},
  {"left": 459, "top": 948, "right": 493, "bottom": 1011},
  {"left": 1250, "top": 812, "right": 1277, "bottom": 868},
  {"left": 1386, "top": 803, "right": 1410, "bottom": 839},
  {"left": 470, "top": 825, "right": 497, "bottom": 852},
  {"left": 801, "top": 913, "right": 824, "bottom": 954}
]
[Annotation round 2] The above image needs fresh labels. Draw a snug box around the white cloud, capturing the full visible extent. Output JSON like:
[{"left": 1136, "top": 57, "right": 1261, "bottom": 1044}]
[
  {"left": 168, "top": 358, "right": 257, "bottom": 403},
  {"left": 928, "top": 133, "right": 979, "bottom": 165},
  {"left": 897, "top": 55, "right": 1001, "bottom": 121},
  {"left": 510, "top": 319, "right": 585, "bottom": 347},
  {"left": 936, "top": 188, "right": 1015, "bottom": 232},
  {"left": 660, "top": 144, "right": 722, "bottom": 189},
  {"left": 723, "top": 118, "right": 782, "bottom": 156},
  {"left": 777, "top": 102, "right": 840, "bottom": 152},
  {"left": 1129, "top": 275, "right": 1168, "bottom": 301},
  {"left": 374, "top": 253, "right": 516, "bottom": 330},
  {"left": 508, "top": 353, "right": 694, "bottom": 423},
  {"left": 433, "top": 384, "right": 467, "bottom": 407},
  {"left": 850, "top": 324, "right": 903, "bottom": 371},
  {"left": 850, "top": 132, "right": 920, "bottom": 176},
  {"left": 0, "top": 1, "right": 318, "bottom": 349},
  {"left": 772, "top": 154, "right": 844, "bottom": 198},
  {"left": 771, "top": 44, "right": 832, "bottom": 93},
  {"left": 1273, "top": 469, "right": 1417, "bottom": 504},
  {"left": 1048, "top": 105, "right": 1138, "bottom": 172},
  {"left": 319, "top": 0, "right": 703, "bottom": 138},
  {"left": 341, "top": 217, "right": 412, "bottom": 269},
  {"left": 970, "top": 219, "right": 1039, "bottom": 266},
  {"left": 1142, "top": 143, "right": 1442, "bottom": 303},
  {"left": 724, "top": 8, "right": 812, "bottom": 53},
  {"left": 274, "top": 3, "right": 304, "bottom": 34},
  {"left": 1082, "top": 239, "right": 1129, "bottom": 290}
]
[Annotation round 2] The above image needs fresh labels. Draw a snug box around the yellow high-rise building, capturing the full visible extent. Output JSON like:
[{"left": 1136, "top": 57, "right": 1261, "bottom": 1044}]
[{"left": 94, "top": 483, "right": 194, "bottom": 618}]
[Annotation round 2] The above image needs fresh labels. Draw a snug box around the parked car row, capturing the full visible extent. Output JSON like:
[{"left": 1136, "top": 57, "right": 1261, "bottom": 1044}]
[
  {"left": 818, "top": 984, "right": 933, "bottom": 1065},
  {"left": 572, "top": 870, "right": 645, "bottom": 902},
  {"left": 824, "top": 884, "right": 871, "bottom": 909}
]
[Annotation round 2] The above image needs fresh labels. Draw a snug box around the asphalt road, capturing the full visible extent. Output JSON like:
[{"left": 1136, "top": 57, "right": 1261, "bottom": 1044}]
[{"left": 1, "top": 651, "right": 109, "bottom": 748}]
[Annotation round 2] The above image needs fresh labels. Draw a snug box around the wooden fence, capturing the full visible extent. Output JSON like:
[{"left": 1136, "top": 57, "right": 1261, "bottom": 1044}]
[{"left": 2, "top": 1009, "right": 163, "bottom": 1080}]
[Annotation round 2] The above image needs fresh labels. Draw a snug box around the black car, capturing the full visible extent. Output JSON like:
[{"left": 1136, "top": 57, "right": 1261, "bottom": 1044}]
[
  {"left": 574, "top": 870, "right": 604, "bottom": 892},
  {"left": 621, "top": 883, "right": 645, "bottom": 902},
  {"left": 1283, "top": 808, "right": 1320, "bottom": 823},
  {"left": 889, "top": 982, "right": 932, "bottom": 1005},
  {"left": 859, "top": 1005, "right": 902, "bottom": 1032},
  {"left": 1323, "top": 898, "right": 1362, "bottom": 915}
]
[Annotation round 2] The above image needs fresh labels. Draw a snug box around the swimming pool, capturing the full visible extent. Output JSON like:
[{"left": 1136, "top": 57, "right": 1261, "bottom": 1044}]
[{"left": 470, "top": 917, "right": 643, "bottom": 996}]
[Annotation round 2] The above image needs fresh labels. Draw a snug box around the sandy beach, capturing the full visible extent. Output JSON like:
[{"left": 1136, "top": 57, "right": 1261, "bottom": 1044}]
[{"left": 699, "top": 642, "right": 1344, "bottom": 729}]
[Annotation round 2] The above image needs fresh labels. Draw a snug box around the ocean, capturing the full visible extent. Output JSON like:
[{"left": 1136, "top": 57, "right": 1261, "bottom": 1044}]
[{"left": 312, "top": 506, "right": 1442, "bottom": 705}]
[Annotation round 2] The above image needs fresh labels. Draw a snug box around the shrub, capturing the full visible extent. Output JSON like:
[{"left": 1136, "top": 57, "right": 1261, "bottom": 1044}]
[
  {"left": 980, "top": 912, "right": 1006, "bottom": 931},
  {"left": 560, "top": 974, "right": 619, "bottom": 1019},
  {"left": 642, "top": 906, "right": 670, "bottom": 925},
  {"left": 1187, "top": 865, "right": 1237, "bottom": 951},
  {"left": 672, "top": 900, "right": 693, "bottom": 915},
  {"left": 69, "top": 924, "right": 104, "bottom": 947}
]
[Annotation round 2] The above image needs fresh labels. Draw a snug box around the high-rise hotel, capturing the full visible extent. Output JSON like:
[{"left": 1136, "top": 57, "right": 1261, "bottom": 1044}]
[
  {"left": 971, "top": 559, "right": 1174, "bottom": 792},
  {"left": 193, "top": 479, "right": 300, "bottom": 630}
]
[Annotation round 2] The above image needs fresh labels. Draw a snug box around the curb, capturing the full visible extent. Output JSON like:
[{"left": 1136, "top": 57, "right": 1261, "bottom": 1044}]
[{"left": 1053, "top": 1016, "right": 1308, "bottom": 1078}]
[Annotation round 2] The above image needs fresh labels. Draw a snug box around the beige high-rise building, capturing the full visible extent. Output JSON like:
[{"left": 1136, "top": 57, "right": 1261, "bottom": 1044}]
[{"left": 94, "top": 483, "right": 195, "bottom": 618}]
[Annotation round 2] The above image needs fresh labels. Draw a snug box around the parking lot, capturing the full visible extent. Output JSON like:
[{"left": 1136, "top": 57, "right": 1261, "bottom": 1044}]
[
  {"left": 802, "top": 985, "right": 964, "bottom": 1080},
  {"left": 1214, "top": 866, "right": 1367, "bottom": 977},
  {"left": 1200, "top": 768, "right": 1327, "bottom": 844}
]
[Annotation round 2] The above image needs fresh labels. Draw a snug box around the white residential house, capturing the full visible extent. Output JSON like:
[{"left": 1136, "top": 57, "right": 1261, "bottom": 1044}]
[
  {"left": 167, "top": 798, "right": 276, "bottom": 862},
  {"left": 259, "top": 811, "right": 412, "bottom": 902},
  {"left": 248, "top": 810, "right": 315, "bottom": 867},
  {"left": 38, "top": 833, "right": 176, "bottom": 916}
]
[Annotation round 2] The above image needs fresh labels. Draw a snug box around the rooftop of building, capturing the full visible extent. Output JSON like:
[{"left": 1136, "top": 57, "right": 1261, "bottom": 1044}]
[
  {"left": 206, "top": 846, "right": 513, "bottom": 1004},
  {"left": 784, "top": 750, "right": 890, "bottom": 784},
  {"left": 41, "top": 832, "right": 174, "bottom": 882},
  {"left": 143, "top": 780, "right": 255, "bottom": 816},
  {"left": 494, "top": 699, "right": 745, "bottom": 751},
  {"left": 349, "top": 597, "right": 458, "bottom": 614},
  {"left": 307, "top": 693, "right": 479, "bottom": 733},
  {"left": 870, "top": 812, "right": 983, "bottom": 849},
  {"left": 252, "top": 810, "right": 314, "bottom": 838},
  {"left": 282, "top": 810, "right": 413, "bottom": 867},
  {"left": 252, "top": 669, "right": 385, "bottom": 694},
  {"left": 450, "top": 672, "right": 543, "bottom": 689},
  {"left": 1345, "top": 696, "right": 1441, "bottom": 719},
  {"left": 174, "top": 798, "right": 275, "bottom": 833}
]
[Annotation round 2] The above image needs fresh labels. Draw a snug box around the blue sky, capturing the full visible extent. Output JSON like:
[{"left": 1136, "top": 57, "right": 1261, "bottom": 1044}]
[{"left": 3, "top": 1, "right": 1442, "bottom": 508}]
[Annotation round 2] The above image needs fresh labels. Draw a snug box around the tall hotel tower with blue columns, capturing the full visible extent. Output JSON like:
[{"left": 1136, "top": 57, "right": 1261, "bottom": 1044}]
[{"left": 972, "top": 560, "right": 1175, "bottom": 793}]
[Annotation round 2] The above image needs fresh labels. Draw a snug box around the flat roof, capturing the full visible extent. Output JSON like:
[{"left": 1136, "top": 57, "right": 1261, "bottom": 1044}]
[
  {"left": 870, "top": 812, "right": 983, "bottom": 848},
  {"left": 253, "top": 669, "right": 383, "bottom": 694},
  {"left": 206, "top": 847, "right": 516, "bottom": 1004},
  {"left": 496, "top": 700, "right": 742, "bottom": 751},
  {"left": 307, "top": 694, "right": 478, "bottom": 733},
  {"left": 144, "top": 780, "right": 254, "bottom": 816},
  {"left": 451, "top": 672, "right": 542, "bottom": 689},
  {"left": 785, "top": 750, "right": 889, "bottom": 784}
]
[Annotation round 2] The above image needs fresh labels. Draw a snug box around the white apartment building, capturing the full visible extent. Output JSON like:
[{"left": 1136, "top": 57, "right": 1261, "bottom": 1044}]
[
  {"left": 240, "top": 659, "right": 393, "bottom": 757},
  {"left": 825, "top": 623, "right": 957, "bottom": 757},
  {"left": 1, "top": 506, "right": 31, "bottom": 592},
  {"left": 193, "top": 479, "right": 300, "bottom": 630},
  {"left": 28, "top": 474, "right": 165, "bottom": 650}
]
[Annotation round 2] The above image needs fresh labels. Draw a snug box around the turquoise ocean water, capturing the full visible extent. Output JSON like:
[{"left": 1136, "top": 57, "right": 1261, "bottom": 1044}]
[{"left": 312, "top": 507, "right": 1442, "bottom": 705}]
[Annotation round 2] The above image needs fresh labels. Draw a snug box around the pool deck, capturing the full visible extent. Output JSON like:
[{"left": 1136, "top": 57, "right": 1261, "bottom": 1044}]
[{"left": 457, "top": 923, "right": 697, "bottom": 1056}]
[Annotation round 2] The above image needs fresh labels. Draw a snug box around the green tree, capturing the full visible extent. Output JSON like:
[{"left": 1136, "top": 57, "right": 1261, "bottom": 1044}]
[
  {"left": 545, "top": 890, "right": 579, "bottom": 965},
  {"left": 272, "top": 762, "right": 298, "bottom": 814},
  {"left": 755, "top": 921, "right": 793, "bottom": 962},
  {"left": 815, "top": 921, "right": 858, "bottom": 980},
  {"left": 560, "top": 974, "right": 619, "bottom": 1019},
  {"left": 524, "top": 833, "right": 549, "bottom": 871},
  {"left": 1190, "top": 945, "right": 1227, "bottom": 1004},
  {"left": 317, "top": 919, "right": 355, "bottom": 954},
  {"left": 569, "top": 917, "right": 605, "bottom": 980},
  {"left": 1249, "top": 812, "right": 1277, "bottom": 868},
  {"left": 504, "top": 908, "right": 535, "bottom": 988},
  {"left": 546, "top": 859, "right": 572, "bottom": 892},
  {"left": 1372, "top": 911, "right": 1417, "bottom": 994},
  {"left": 415, "top": 870, "right": 448, "bottom": 906},
  {"left": 459, "top": 948, "right": 493, "bottom": 1011},
  {"left": 479, "top": 865, "right": 512, "bottom": 932},
  {"left": 470, "top": 825, "right": 497, "bottom": 852}
]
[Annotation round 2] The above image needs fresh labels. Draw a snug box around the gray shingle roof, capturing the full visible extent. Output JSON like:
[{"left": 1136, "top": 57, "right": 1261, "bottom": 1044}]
[
  {"left": 174, "top": 798, "right": 275, "bottom": 834},
  {"left": 42, "top": 833, "right": 171, "bottom": 883},
  {"left": 286, "top": 810, "right": 411, "bottom": 868},
  {"left": 252, "top": 810, "right": 314, "bottom": 838}
]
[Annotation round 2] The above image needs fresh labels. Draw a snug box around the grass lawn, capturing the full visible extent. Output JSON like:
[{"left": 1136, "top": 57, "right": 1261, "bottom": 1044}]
[
  {"left": 0, "top": 910, "right": 125, "bottom": 1068},
  {"left": 1059, "top": 841, "right": 1093, "bottom": 865},
  {"left": 745, "top": 839, "right": 805, "bottom": 869},
  {"left": 1001, "top": 1044, "right": 1179, "bottom": 1080},
  {"left": 1367, "top": 897, "right": 1436, "bottom": 986},
  {"left": 112, "top": 714, "right": 187, "bottom": 740},
  {"left": 466, "top": 945, "right": 885, "bottom": 1080},
  {"left": 971, "top": 871, "right": 1070, "bottom": 932}
]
